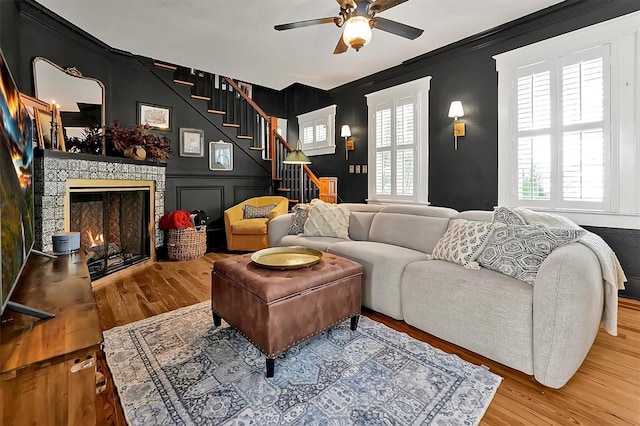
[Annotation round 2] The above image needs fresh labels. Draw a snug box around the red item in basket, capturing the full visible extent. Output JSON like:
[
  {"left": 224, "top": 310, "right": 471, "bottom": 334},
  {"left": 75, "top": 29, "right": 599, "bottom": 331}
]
[{"left": 160, "top": 210, "right": 193, "bottom": 230}]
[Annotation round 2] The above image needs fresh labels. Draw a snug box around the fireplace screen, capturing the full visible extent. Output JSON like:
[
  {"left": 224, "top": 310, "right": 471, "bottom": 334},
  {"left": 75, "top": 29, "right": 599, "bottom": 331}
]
[{"left": 70, "top": 190, "right": 151, "bottom": 280}]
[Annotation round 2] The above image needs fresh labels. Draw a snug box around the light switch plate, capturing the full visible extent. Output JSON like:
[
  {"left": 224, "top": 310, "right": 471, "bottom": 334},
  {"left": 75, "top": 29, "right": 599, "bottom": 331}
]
[
  {"left": 355, "top": 165, "right": 361, "bottom": 173},
  {"left": 349, "top": 165, "right": 354, "bottom": 173},
  {"left": 362, "top": 165, "right": 367, "bottom": 173}
]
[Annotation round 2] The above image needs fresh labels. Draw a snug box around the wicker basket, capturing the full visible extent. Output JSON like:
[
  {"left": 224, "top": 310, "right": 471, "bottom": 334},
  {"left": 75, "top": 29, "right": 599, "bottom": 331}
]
[{"left": 166, "top": 226, "right": 207, "bottom": 261}]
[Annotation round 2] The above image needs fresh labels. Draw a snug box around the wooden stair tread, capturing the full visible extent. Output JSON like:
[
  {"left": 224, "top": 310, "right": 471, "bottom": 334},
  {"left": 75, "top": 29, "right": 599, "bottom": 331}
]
[
  {"left": 223, "top": 123, "right": 240, "bottom": 128},
  {"left": 191, "top": 95, "right": 211, "bottom": 101},
  {"left": 154, "top": 61, "right": 177, "bottom": 70},
  {"left": 208, "top": 109, "right": 225, "bottom": 115},
  {"left": 238, "top": 135, "right": 254, "bottom": 140},
  {"left": 249, "top": 147, "right": 264, "bottom": 151},
  {"left": 277, "top": 188, "right": 291, "bottom": 192}
]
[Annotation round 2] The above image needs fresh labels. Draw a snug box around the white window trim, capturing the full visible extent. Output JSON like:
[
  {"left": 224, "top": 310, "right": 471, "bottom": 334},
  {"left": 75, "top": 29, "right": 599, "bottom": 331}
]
[
  {"left": 494, "top": 11, "right": 640, "bottom": 229},
  {"left": 296, "top": 104, "right": 336, "bottom": 156},
  {"left": 365, "top": 76, "right": 431, "bottom": 205}
]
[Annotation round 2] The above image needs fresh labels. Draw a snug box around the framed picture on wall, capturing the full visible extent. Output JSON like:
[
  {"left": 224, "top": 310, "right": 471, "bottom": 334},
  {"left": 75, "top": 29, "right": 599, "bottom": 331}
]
[
  {"left": 209, "top": 140, "right": 233, "bottom": 171},
  {"left": 137, "top": 102, "right": 172, "bottom": 131},
  {"left": 180, "top": 128, "right": 204, "bottom": 157},
  {"left": 238, "top": 82, "right": 252, "bottom": 99}
]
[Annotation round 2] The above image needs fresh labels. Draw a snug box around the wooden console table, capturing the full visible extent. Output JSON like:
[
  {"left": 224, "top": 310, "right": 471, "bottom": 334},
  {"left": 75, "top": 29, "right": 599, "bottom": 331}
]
[{"left": 0, "top": 253, "right": 103, "bottom": 425}]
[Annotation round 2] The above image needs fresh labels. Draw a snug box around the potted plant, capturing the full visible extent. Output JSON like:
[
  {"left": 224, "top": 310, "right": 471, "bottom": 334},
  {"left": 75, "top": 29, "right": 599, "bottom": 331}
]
[{"left": 105, "top": 121, "right": 172, "bottom": 163}]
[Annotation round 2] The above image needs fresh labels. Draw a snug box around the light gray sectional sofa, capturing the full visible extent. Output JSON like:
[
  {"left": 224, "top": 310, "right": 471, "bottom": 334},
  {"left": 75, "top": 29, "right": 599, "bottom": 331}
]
[{"left": 268, "top": 204, "right": 605, "bottom": 388}]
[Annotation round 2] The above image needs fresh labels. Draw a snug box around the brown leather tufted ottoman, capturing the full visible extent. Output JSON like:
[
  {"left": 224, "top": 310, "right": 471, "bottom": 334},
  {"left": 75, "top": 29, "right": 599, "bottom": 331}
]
[{"left": 211, "top": 252, "right": 363, "bottom": 377}]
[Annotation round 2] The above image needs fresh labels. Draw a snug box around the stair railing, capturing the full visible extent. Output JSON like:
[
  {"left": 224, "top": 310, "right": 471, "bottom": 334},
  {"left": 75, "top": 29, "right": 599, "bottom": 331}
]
[{"left": 225, "top": 77, "right": 321, "bottom": 202}]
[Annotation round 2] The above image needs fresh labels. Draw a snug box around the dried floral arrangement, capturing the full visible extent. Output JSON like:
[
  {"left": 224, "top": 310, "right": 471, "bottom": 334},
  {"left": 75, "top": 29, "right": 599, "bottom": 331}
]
[{"left": 106, "top": 122, "right": 172, "bottom": 163}]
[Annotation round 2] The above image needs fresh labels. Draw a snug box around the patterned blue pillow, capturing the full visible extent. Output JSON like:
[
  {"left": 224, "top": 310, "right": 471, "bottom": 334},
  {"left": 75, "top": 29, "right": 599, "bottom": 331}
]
[
  {"left": 478, "top": 225, "right": 584, "bottom": 284},
  {"left": 287, "top": 203, "right": 310, "bottom": 235},
  {"left": 493, "top": 207, "right": 526, "bottom": 225}
]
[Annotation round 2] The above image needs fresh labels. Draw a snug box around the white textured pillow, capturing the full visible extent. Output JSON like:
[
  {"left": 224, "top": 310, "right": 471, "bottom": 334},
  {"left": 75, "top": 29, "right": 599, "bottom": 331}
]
[
  {"left": 431, "top": 219, "right": 499, "bottom": 266},
  {"left": 303, "top": 203, "right": 350, "bottom": 239}
]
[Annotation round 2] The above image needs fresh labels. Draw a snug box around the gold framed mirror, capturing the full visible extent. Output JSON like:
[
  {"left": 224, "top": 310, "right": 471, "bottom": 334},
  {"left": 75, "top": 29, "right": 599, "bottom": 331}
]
[{"left": 33, "top": 57, "right": 105, "bottom": 150}]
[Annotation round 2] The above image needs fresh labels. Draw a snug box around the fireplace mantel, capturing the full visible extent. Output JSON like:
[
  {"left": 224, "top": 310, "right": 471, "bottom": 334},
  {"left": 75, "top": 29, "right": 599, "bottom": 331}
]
[{"left": 34, "top": 150, "right": 166, "bottom": 253}]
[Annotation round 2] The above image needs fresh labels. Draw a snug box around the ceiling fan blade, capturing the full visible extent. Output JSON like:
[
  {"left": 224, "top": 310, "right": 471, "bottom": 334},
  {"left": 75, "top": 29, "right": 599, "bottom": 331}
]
[
  {"left": 373, "top": 17, "right": 423, "bottom": 40},
  {"left": 369, "top": 0, "right": 409, "bottom": 14},
  {"left": 333, "top": 32, "right": 349, "bottom": 54},
  {"left": 275, "top": 17, "right": 337, "bottom": 31}
]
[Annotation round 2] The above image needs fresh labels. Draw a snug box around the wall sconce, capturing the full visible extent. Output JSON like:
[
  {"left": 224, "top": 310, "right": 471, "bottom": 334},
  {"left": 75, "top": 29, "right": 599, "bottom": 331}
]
[
  {"left": 341, "top": 124, "right": 354, "bottom": 160},
  {"left": 448, "top": 101, "right": 465, "bottom": 150}
]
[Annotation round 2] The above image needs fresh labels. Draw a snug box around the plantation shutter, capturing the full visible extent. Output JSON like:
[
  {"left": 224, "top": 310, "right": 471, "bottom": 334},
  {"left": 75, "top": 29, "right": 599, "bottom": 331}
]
[
  {"left": 396, "top": 98, "right": 415, "bottom": 196},
  {"left": 516, "top": 64, "right": 552, "bottom": 201},
  {"left": 561, "top": 47, "right": 608, "bottom": 205},
  {"left": 514, "top": 45, "right": 609, "bottom": 209},
  {"left": 314, "top": 119, "right": 327, "bottom": 144},
  {"left": 302, "top": 122, "right": 314, "bottom": 146},
  {"left": 373, "top": 97, "right": 416, "bottom": 198},
  {"left": 375, "top": 103, "right": 392, "bottom": 195}
]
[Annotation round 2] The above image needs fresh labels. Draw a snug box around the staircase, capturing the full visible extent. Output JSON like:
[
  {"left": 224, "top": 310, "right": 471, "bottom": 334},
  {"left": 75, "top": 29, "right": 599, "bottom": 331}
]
[{"left": 153, "top": 61, "right": 321, "bottom": 205}]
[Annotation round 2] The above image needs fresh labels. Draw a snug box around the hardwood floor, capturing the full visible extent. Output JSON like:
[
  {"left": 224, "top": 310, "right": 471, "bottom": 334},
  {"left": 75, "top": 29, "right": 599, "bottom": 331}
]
[{"left": 93, "top": 253, "right": 640, "bottom": 425}]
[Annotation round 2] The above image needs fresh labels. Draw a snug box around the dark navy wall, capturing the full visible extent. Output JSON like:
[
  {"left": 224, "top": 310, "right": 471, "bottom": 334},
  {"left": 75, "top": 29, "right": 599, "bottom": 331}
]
[
  {"left": 2, "top": 0, "right": 288, "bottom": 247},
  {"left": 283, "top": 0, "right": 640, "bottom": 298}
]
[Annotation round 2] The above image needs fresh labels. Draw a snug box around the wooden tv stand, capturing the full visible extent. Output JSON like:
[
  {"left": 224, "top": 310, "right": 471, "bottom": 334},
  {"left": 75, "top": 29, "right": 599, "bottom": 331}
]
[{"left": 0, "top": 252, "right": 103, "bottom": 426}]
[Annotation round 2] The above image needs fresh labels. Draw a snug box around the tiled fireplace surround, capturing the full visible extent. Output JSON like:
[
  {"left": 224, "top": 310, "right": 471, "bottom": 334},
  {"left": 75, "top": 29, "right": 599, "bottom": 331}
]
[{"left": 34, "top": 151, "right": 166, "bottom": 254}]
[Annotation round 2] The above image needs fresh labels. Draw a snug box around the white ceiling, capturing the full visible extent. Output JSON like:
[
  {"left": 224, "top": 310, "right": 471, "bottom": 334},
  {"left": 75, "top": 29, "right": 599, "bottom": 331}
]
[{"left": 37, "top": 0, "right": 565, "bottom": 91}]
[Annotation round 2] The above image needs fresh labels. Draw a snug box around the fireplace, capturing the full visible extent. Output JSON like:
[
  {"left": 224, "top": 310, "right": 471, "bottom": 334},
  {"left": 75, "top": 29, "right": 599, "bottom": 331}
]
[
  {"left": 69, "top": 189, "right": 151, "bottom": 280},
  {"left": 33, "top": 151, "right": 166, "bottom": 281}
]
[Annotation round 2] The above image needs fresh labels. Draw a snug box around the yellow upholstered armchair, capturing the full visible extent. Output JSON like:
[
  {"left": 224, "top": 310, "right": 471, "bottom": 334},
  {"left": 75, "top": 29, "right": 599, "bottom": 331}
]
[{"left": 224, "top": 196, "right": 289, "bottom": 251}]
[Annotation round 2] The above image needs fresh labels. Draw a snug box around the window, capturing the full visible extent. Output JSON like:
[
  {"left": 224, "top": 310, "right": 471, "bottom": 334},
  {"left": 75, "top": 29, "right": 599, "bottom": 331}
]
[
  {"left": 366, "top": 76, "right": 431, "bottom": 204},
  {"left": 297, "top": 105, "right": 336, "bottom": 156},
  {"left": 495, "top": 12, "right": 639, "bottom": 229}
]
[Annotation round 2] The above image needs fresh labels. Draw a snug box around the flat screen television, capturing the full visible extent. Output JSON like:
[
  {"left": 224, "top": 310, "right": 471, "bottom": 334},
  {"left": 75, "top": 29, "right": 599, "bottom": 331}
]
[{"left": 0, "top": 48, "right": 53, "bottom": 319}]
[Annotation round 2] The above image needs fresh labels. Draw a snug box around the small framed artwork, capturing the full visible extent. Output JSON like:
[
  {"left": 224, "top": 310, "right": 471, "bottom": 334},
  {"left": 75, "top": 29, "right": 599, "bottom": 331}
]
[
  {"left": 137, "top": 102, "right": 172, "bottom": 131},
  {"left": 238, "top": 81, "right": 252, "bottom": 99},
  {"left": 209, "top": 140, "right": 233, "bottom": 171},
  {"left": 20, "top": 93, "right": 50, "bottom": 149},
  {"left": 179, "top": 128, "right": 204, "bottom": 157}
]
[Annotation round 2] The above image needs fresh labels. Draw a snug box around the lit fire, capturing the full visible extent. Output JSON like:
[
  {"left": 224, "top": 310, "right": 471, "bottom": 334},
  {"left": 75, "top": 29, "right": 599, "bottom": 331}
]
[{"left": 87, "top": 231, "right": 104, "bottom": 247}]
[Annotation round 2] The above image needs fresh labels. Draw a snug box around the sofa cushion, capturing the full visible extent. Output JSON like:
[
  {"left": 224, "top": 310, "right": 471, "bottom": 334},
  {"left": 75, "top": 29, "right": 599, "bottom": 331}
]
[
  {"left": 304, "top": 203, "right": 350, "bottom": 239},
  {"left": 348, "top": 211, "right": 378, "bottom": 241},
  {"left": 478, "top": 225, "right": 584, "bottom": 284},
  {"left": 279, "top": 235, "right": 346, "bottom": 252},
  {"left": 431, "top": 219, "right": 500, "bottom": 266},
  {"left": 243, "top": 203, "right": 277, "bottom": 219},
  {"left": 231, "top": 218, "right": 268, "bottom": 235},
  {"left": 401, "top": 260, "right": 534, "bottom": 374},
  {"left": 369, "top": 208, "right": 454, "bottom": 253},
  {"left": 287, "top": 203, "right": 310, "bottom": 235},
  {"left": 328, "top": 241, "right": 428, "bottom": 320}
]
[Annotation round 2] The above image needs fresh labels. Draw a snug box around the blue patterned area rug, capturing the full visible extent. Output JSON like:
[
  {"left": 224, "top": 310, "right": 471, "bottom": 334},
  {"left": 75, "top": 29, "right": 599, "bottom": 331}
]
[{"left": 103, "top": 302, "right": 502, "bottom": 425}]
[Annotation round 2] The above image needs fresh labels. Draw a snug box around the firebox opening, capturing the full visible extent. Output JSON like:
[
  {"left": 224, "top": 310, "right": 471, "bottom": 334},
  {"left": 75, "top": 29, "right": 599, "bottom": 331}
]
[{"left": 70, "top": 189, "right": 151, "bottom": 280}]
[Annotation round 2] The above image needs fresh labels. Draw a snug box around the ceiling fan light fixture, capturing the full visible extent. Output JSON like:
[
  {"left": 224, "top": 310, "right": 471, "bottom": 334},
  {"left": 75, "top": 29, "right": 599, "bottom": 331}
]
[{"left": 342, "top": 16, "right": 372, "bottom": 51}]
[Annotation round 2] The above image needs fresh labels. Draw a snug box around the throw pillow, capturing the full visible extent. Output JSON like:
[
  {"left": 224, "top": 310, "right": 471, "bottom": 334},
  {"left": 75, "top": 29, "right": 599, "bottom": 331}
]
[
  {"left": 303, "top": 203, "right": 350, "bottom": 239},
  {"left": 287, "top": 203, "right": 310, "bottom": 235},
  {"left": 431, "top": 219, "right": 500, "bottom": 267},
  {"left": 243, "top": 203, "right": 277, "bottom": 219},
  {"left": 493, "top": 207, "right": 526, "bottom": 225},
  {"left": 478, "top": 225, "right": 584, "bottom": 284}
]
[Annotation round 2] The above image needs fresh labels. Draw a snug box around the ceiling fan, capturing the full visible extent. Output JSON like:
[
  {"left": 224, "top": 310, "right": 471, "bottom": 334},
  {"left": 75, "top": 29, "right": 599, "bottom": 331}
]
[{"left": 274, "top": 0, "right": 423, "bottom": 54}]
